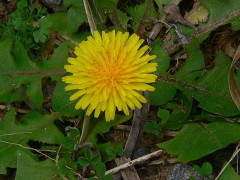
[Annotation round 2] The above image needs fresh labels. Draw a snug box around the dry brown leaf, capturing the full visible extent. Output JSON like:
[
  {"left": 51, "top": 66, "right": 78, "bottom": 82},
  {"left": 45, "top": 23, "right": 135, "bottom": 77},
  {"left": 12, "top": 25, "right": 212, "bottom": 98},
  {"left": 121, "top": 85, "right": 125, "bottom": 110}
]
[
  {"left": 184, "top": 0, "right": 209, "bottom": 25},
  {"left": 229, "top": 45, "right": 240, "bottom": 110}
]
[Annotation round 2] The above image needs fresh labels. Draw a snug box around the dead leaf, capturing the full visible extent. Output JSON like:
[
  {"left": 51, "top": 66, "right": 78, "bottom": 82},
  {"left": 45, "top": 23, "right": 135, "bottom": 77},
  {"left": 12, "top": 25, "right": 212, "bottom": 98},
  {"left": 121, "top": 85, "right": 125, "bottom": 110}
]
[
  {"left": 229, "top": 45, "right": 240, "bottom": 110},
  {"left": 184, "top": 0, "right": 209, "bottom": 25},
  {"left": 164, "top": 4, "right": 197, "bottom": 30}
]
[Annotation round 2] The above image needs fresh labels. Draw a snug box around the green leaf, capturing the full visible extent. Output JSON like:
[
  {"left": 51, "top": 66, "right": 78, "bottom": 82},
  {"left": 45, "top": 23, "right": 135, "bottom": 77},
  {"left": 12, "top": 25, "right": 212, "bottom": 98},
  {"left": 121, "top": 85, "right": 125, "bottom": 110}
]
[
  {"left": 96, "top": 142, "right": 123, "bottom": 162},
  {"left": 94, "top": 0, "right": 118, "bottom": 22},
  {"left": 219, "top": 164, "right": 240, "bottom": 180},
  {"left": 62, "top": 136, "right": 74, "bottom": 150},
  {"left": 191, "top": 52, "right": 240, "bottom": 116},
  {"left": 44, "top": 13, "right": 68, "bottom": 34},
  {"left": 164, "top": 93, "right": 193, "bottom": 130},
  {"left": 52, "top": 81, "right": 84, "bottom": 116},
  {"left": 157, "top": 109, "right": 170, "bottom": 124},
  {"left": 94, "top": 162, "right": 106, "bottom": 178},
  {"left": 194, "top": 162, "right": 213, "bottom": 175},
  {"left": 57, "top": 158, "right": 68, "bottom": 176},
  {"left": 144, "top": 121, "right": 163, "bottom": 138},
  {"left": 0, "top": 109, "right": 63, "bottom": 172},
  {"left": 78, "top": 157, "right": 90, "bottom": 167},
  {"left": 0, "top": 39, "right": 68, "bottom": 108},
  {"left": 86, "top": 114, "right": 131, "bottom": 144},
  {"left": 199, "top": 0, "right": 240, "bottom": 28},
  {"left": 17, "top": 0, "right": 28, "bottom": 9},
  {"left": 84, "top": 148, "right": 93, "bottom": 160},
  {"left": 150, "top": 82, "right": 177, "bottom": 106},
  {"left": 126, "top": 0, "right": 157, "bottom": 31},
  {"left": 67, "top": 2, "right": 87, "bottom": 34},
  {"left": 174, "top": 40, "right": 205, "bottom": 83},
  {"left": 91, "top": 155, "right": 101, "bottom": 165},
  {"left": 33, "top": 17, "right": 52, "bottom": 43},
  {"left": 159, "top": 122, "right": 240, "bottom": 162},
  {"left": 115, "top": 10, "right": 130, "bottom": 29},
  {"left": 15, "top": 151, "right": 58, "bottom": 180},
  {"left": 151, "top": 39, "right": 171, "bottom": 74}
]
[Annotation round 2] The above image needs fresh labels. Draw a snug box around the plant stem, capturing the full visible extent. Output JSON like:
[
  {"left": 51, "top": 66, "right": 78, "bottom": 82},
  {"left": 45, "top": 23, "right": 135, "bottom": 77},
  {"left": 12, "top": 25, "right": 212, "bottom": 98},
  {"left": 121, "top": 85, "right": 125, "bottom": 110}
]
[{"left": 79, "top": 115, "right": 91, "bottom": 144}]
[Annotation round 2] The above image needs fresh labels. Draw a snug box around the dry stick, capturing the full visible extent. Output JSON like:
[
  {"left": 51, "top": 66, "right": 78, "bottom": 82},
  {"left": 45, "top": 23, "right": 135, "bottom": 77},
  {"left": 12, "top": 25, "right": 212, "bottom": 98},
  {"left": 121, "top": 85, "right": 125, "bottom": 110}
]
[
  {"left": 0, "top": 104, "right": 30, "bottom": 114},
  {"left": 83, "top": 0, "right": 97, "bottom": 35},
  {"left": 106, "top": 150, "right": 163, "bottom": 175},
  {"left": 164, "top": 9, "right": 240, "bottom": 53},
  {"left": 215, "top": 145, "right": 240, "bottom": 180},
  {"left": 0, "top": 140, "right": 84, "bottom": 179}
]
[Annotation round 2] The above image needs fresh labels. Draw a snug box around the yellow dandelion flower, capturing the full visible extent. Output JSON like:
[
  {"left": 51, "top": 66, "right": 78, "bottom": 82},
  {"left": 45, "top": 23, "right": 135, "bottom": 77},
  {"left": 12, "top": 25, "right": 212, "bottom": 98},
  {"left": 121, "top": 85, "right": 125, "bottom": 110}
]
[{"left": 62, "top": 30, "right": 158, "bottom": 121}]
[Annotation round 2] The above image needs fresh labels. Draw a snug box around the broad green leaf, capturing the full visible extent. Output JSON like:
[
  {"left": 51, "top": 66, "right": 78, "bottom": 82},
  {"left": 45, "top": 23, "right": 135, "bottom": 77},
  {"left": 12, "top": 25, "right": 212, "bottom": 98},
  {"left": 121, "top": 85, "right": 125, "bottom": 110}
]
[
  {"left": 0, "top": 109, "right": 63, "bottom": 172},
  {"left": 115, "top": 10, "right": 130, "bottom": 30},
  {"left": 0, "top": 39, "right": 68, "bottom": 108},
  {"left": 174, "top": 40, "right": 205, "bottom": 83},
  {"left": 150, "top": 82, "right": 177, "bottom": 106},
  {"left": 190, "top": 52, "right": 240, "bottom": 116},
  {"left": 52, "top": 81, "right": 84, "bottom": 116},
  {"left": 159, "top": 122, "right": 240, "bottom": 162},
  {"left": 15, "top": 151, "right": 58, "bottom": 180},
  {"left": 67, "top": 1, "right": 87, "bottom": 34},
  {"left": 151, "top": 39, "right": 171, "bottom": 74},
  {"left": 199, "top": 0, "right": 240, "bottom": 28},
  {"left": 219, "top": 164, "right": 240, "bottom": 180},
  {"left": 44, "top": 13, "right": 68, "bottom": 34}
]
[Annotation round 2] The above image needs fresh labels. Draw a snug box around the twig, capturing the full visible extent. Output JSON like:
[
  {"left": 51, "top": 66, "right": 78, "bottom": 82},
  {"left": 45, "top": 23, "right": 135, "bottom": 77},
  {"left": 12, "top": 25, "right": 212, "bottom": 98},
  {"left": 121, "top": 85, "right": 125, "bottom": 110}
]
[
  {"left": 215, "top": 144, "right": 240, "bottom": 180},
  {"left": 0, "top": 140, "right": 84, "bottom": 179},
  {"left": 106, "top": 150, "right": 163, "bottom": 175},
  {"left": 0, "top": 104, "right": 30, "bottom": 114},
  {"left": 83, "top": 0, "right": 97, "bottom": 35},
  {"left": 114, "top": 125, "right": 178, "bottom": 137},
  {"left": 0, "top": 140, "right": 56, "bottom": 161},
  {"left": 66, "top": 166, "right": 84, "bottom": 179},
  {"left": 61, "top": 35, "right": 79, "bottom": 46},
  {"left": 149, "top": 158, "right": 178, "bottom": 165},
  {"left": 0, "top": 132, "right": 32, "bottom": 137}
]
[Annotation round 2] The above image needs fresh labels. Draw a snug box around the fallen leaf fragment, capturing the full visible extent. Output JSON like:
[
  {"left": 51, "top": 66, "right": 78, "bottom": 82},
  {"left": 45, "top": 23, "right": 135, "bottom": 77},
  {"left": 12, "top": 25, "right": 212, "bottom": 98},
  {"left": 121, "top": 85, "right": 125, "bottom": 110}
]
[{"left": 184, "top": 1, "right": 209, "bottom": 25}]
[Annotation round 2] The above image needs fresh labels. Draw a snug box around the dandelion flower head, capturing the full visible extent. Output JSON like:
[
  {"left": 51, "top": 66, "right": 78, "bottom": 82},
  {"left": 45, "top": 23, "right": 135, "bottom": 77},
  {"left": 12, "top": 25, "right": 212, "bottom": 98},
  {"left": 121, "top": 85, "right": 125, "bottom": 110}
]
[{"left": 62, "top": 31, "right": 158, "bottom": 121}]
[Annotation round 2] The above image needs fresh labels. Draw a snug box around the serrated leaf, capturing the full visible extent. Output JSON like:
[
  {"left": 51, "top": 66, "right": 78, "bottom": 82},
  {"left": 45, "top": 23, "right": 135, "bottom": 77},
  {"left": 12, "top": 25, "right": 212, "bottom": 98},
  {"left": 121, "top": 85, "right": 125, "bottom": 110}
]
[
  {"left": 16, "top": 151, "right": 58, "bottom": 180},
  {"left": 0, "top": 39, "right": 68, "bottom": 108},
  {"left": 0, "top": 109, "right": 63, "bottom": 172},
  {"left": 199, "top": 0, "right": 240, "bottom": 28},
  {"left": 159, "top": 122, "right": 240, "bottom": 162},
  {"left": 191, "top": 52, "right": 240, "bottom": 116},
  {"left": 67, "top": 4, "right": 87, "bottom": 34},
  {"left": 52, "top": 81, "right": 84, "bottom": 116}
]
